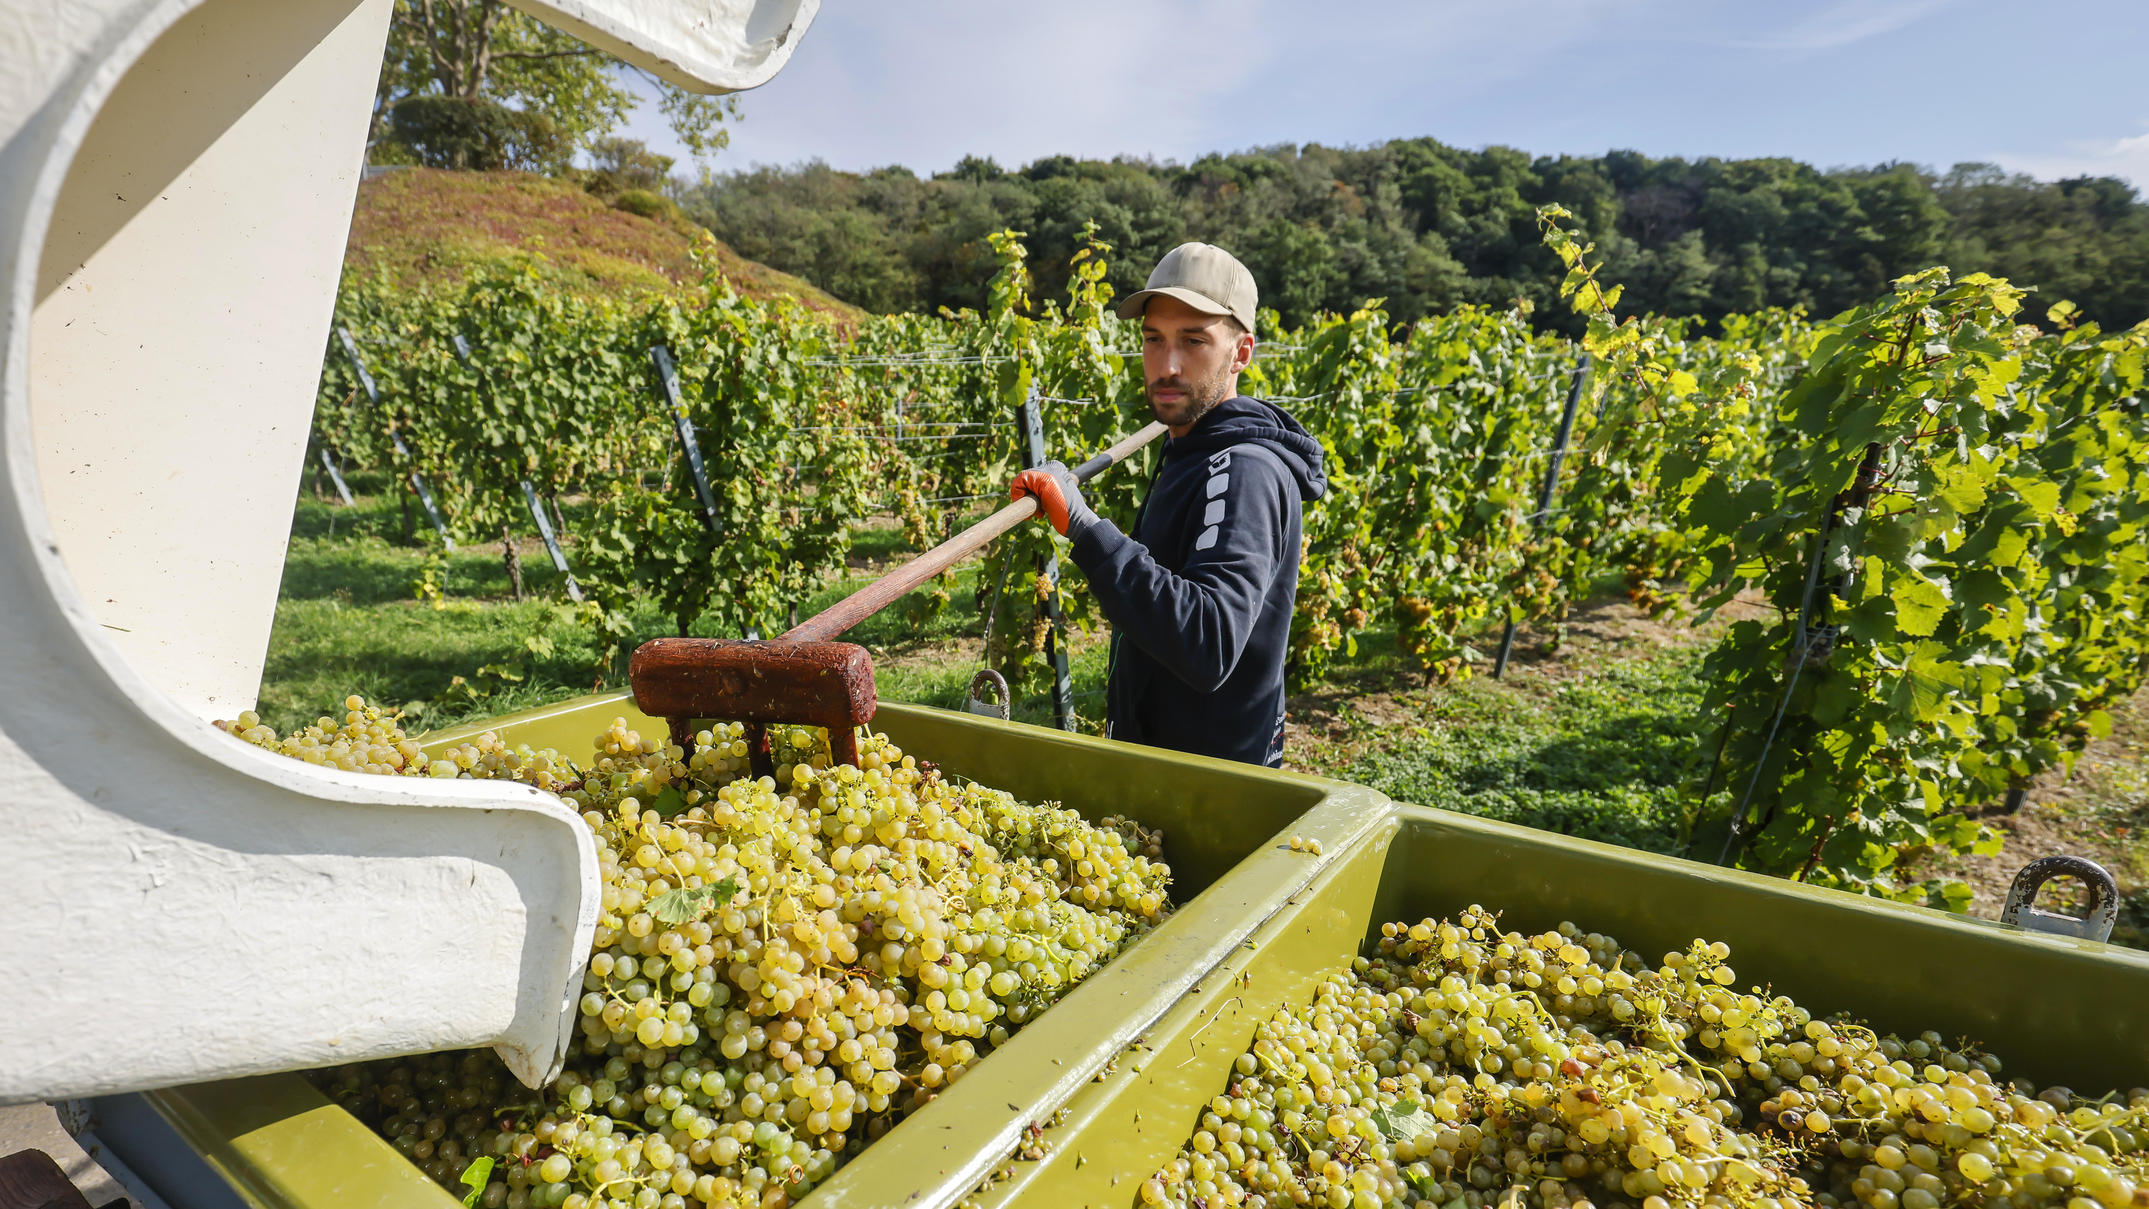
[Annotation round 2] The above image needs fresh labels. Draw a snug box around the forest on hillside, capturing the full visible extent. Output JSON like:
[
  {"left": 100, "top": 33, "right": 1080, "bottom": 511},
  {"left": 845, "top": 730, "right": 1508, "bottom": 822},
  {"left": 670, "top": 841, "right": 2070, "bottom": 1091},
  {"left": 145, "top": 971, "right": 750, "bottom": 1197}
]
[
  {"left": 680, "top": 144, "right": 2149, "bottom": 333},
  {"left": 358, "top": 4, "right": 2146, "bottom": 334}
]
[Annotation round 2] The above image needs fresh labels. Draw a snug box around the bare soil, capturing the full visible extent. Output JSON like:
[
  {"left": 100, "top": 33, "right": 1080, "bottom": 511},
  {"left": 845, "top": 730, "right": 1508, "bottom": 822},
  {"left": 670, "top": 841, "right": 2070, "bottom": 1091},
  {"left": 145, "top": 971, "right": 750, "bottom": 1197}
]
[{"left": 1914, "top": 690, "right": 2149, "bottom": 940}]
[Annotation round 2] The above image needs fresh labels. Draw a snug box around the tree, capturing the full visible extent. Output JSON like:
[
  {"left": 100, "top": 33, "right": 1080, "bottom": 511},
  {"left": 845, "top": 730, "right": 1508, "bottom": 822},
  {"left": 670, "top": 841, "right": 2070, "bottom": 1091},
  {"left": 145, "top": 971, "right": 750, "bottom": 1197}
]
[
  {"left": 680, "top": 140, "right": 2149, "bottom": 332},
  {"left": 370, "top": 0, "right": 739, "bottom": 174},
  {"left": 585, "top": 137, "right": 675, "bottom": 196}
]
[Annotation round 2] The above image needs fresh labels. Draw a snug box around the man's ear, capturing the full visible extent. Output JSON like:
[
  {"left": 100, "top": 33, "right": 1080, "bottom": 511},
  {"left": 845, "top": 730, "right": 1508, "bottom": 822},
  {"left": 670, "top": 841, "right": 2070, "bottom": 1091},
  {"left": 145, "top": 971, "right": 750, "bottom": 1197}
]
[{"left": 1233, "top": 329, "right": 1256, "bottom": 374}]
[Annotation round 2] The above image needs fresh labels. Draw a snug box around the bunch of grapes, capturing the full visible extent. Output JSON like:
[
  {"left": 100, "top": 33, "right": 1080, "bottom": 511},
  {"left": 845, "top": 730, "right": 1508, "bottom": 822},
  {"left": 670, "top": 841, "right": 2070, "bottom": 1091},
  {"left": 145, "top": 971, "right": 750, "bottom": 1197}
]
[
  {"left": 1143, "top": 906, "right": 2149, "bottom": 1209},
  {"left": 223, "top": 702, "right": 1172, "bottom": 1208},
  {"left": 218, "top": 695, "right": 575, "bottom": 790},
  {"left": 218, "top": 695, "right": 433, "bottom": 775}
]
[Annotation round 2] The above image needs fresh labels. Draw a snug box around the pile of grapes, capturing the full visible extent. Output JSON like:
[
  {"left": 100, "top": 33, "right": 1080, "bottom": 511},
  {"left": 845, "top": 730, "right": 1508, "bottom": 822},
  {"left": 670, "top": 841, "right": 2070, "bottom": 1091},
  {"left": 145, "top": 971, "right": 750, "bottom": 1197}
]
[
  {"left": 1144, "top": 906, "right": 2149, "bottom": 1209},
  {"left": 219, "top": 698, "right": 1172, "bottom": 1208}
]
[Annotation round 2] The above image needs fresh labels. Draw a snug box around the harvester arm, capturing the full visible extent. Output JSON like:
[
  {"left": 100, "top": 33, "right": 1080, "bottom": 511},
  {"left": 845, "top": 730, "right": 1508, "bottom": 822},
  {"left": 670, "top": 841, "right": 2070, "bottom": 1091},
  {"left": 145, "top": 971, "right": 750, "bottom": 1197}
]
[{"left": 0, "top": 0, "right": 813, "bottom": 1104}]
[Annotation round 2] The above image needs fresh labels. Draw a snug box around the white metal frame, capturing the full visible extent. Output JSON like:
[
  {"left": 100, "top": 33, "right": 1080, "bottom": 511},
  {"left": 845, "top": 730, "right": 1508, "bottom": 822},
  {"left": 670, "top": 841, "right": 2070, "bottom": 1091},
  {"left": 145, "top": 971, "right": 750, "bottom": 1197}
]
[{"left": 0, "top": 0, "right": 813, "bottom": 1104}]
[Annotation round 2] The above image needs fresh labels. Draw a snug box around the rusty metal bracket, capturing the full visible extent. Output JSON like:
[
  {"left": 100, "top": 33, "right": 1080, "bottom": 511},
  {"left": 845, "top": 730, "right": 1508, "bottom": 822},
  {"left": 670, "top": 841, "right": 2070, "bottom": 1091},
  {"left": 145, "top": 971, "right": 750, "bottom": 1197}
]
[{"left": 2001, "top": 855, "right": 2119, "bottom": 943}]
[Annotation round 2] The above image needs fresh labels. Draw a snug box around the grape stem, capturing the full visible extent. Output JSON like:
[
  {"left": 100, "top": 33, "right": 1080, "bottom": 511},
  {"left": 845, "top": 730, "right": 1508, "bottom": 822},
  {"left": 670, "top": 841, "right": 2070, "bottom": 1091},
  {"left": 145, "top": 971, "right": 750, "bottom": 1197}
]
[{"left": 1175, "top": 996, "right": 1245, "bottom": 1070}]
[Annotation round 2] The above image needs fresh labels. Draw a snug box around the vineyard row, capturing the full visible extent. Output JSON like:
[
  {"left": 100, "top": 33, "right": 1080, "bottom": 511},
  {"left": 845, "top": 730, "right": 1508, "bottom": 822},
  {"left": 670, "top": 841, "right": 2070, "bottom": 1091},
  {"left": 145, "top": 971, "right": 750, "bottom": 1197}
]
[{"left": 311, "top": 219, "right": 2149, "bottom": 902}]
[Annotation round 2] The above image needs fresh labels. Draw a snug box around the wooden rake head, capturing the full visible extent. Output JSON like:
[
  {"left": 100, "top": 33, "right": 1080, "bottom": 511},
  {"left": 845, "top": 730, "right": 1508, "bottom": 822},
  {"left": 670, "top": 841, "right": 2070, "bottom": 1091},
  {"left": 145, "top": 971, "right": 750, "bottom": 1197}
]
[{"left": 629, "top": 637, "right": 877, "bottom": 775}]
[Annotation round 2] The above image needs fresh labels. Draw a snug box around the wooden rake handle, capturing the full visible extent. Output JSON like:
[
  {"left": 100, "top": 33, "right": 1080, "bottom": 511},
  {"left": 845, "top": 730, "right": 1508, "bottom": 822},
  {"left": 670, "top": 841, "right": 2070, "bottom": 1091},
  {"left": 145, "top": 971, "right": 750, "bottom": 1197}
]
[
  {"left": 780, "top": 420, "right": 1167, "bottom": 643},
  {"left": 629, "top": 420, "right": 1166, "bottom": 774}
]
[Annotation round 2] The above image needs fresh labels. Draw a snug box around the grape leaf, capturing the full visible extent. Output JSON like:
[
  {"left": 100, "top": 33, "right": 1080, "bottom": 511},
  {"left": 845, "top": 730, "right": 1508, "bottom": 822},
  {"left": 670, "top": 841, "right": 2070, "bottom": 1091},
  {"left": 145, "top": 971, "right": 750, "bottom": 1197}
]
[
  {"left": 1888, "top": 643, "right": 1964, "bottom": 723},
  {"left": 458, "top": 1157, "right": 494, "bottom": 1207},
  {"left": 650, "top": 784, "right": 689, "bottom": 819},
  {"left": 1890, "top": 576, "right": 1951, "bottom": 638},
  {"left": 1935, "top": 464, "right": 1989, "bottom": 514},
  {"left": 1369, "top": 1097, "right": 1440, "bottom": 1143},
  {"left": 1810, "top": 671, "right": 1859, "bottom": 724},
  {"left": 2008, "top": 475, "right": 2062, "bottom": 519},
  {"left": 648, "top": 876, "right": 742, "bottom": 925}
]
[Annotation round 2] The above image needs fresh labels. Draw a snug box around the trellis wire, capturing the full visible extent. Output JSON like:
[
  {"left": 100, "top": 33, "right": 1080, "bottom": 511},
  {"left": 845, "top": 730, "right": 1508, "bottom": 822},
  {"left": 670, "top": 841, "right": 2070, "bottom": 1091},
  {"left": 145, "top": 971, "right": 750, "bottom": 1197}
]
[
  {"left": 893, "top": 492, "right": 997, "bottom": 507},
  {"left": 1107, "top": 343, "right": 1305, "bottom": 358},
  {"left": 1715, "top": 641, "right": 1817, "bottom": 865},
  {"left": 803, "top": 354, "right": 1010, "bottom": 367},
  {"left": 791, "top": 421, "right": 997, "bottom": 434},
  {"left": 859, "top": 433, "right": 998, "bottom": 446}
]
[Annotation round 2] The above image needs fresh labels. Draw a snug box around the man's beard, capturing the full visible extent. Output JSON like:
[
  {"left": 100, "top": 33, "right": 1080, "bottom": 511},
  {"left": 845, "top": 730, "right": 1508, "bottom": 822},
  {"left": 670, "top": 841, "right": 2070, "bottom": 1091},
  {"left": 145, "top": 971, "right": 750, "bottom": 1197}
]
[{"left": 1146, "top": 361, "right": 1234, "bottom": 429}]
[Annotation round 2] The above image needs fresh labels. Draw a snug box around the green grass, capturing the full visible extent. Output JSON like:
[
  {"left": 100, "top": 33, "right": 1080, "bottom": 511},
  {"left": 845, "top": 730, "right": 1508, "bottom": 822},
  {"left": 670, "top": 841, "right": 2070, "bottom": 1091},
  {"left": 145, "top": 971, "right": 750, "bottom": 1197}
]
[
  {"left": 260, "top": 487, "right": 1105, "bottom": 734},
  {"left": 262, "top": 486, "right": 1709, "bottom": 787},
  {"left": 1336, "top": 648, "right": 1710, "bottom": 852}
]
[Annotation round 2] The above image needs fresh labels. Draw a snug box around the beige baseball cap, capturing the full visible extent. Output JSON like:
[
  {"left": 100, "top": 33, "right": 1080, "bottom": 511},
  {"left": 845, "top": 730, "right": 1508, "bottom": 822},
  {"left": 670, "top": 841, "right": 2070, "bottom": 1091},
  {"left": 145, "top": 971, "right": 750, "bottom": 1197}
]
[{"left": 1117, "top": 242, "right": 1258, "bottom": 333}]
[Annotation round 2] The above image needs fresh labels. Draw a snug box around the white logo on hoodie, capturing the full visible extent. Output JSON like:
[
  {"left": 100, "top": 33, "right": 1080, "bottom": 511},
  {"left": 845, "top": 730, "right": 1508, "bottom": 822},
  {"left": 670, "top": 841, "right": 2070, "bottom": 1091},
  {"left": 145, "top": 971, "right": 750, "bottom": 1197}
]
[{"left": 1195, "top": 451, "right": 1232, "bottom": 551}]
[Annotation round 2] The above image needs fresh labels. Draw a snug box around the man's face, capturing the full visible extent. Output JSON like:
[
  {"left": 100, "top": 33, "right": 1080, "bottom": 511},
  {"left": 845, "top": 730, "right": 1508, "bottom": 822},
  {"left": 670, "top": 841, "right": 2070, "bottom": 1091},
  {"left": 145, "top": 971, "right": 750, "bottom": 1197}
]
[{"left": 1141, "top": 294, "right": 1253, "bottom": 432}]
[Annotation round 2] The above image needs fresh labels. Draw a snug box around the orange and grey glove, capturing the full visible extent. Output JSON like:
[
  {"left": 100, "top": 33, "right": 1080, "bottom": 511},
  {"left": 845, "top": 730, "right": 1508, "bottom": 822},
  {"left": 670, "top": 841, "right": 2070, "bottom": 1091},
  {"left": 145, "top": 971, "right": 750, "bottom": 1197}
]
[{"left": 1009, "top": 460, "right": 1094, "bottom": 538}]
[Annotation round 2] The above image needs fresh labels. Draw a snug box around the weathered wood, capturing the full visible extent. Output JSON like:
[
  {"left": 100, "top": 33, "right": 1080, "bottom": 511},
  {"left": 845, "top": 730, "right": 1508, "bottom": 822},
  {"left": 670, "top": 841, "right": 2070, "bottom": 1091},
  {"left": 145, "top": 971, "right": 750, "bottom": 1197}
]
[
  {"left": 633, "top": 421, "right": 1167, "bottom": 767},
  {"left": 781, "top": 420, "right": 1167, "bottom": 645},
  {"left": 1069, "top": 420, "right": 1168, "bottom": 482},
  {"left": 782, "top": 499, "right": 1036, "bottom": 644},
  {"left": 630, "top": 637, "right": 878, "bottom": 737},
  {"left": 0, "top": 1149, "right": 98, "bottom": 1209}
]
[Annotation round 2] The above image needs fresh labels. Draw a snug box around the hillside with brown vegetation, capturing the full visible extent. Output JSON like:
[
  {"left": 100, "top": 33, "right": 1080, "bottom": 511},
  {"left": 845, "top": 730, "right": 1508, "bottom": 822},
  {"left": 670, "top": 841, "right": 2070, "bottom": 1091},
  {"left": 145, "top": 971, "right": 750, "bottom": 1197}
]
[{"left": 343, "top": 168, "right": 862, "bottom": 321}]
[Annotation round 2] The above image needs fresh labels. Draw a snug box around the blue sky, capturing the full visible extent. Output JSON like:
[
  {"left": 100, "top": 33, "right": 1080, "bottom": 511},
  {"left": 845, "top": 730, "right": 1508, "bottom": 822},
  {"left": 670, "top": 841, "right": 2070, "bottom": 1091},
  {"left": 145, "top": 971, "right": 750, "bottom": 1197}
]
[{"left": 617, "top": 0, "right": 2149, "bottom": 189}]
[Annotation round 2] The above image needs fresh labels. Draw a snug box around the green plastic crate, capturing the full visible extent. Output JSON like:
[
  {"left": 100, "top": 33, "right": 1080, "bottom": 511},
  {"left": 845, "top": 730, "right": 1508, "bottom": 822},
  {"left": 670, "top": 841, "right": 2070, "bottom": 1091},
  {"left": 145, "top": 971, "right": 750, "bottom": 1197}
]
[
  {"left": 130, "top": 693, "right": 1392, "bottom": 1209},
  {"left": 977, "top": 804, "right": 2149, "bottom": 1208}
]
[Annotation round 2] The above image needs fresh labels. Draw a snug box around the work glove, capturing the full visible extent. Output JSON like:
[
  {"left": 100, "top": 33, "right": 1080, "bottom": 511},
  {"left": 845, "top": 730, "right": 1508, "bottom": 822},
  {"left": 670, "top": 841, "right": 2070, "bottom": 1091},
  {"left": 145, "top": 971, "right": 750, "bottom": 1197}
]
[{"left": 1010, "top": 460, "right": 1094, "bottom": 538}]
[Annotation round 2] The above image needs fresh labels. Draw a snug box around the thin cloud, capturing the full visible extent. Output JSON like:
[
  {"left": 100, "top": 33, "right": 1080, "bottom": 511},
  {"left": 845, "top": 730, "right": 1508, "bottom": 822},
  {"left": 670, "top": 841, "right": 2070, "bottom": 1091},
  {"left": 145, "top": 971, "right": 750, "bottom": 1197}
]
[
  {"left": 1988, "top": 127, "right": 2149, "bottom": 192},
  {"left": 1725, "top": 0, "right": 1958, "bottom": 51},
  {"left": 603, "top": 0, "right": 2136, "bottom": 200},
  {"left": 703, "top": 0, "right": 1658, "bottom": 174}
]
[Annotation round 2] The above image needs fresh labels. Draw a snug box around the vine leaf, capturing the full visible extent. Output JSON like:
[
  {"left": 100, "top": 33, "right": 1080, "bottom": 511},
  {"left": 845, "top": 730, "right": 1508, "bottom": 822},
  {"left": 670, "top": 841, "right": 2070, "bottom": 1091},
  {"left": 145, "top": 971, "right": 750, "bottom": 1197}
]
[
  {"left": 1369, "top": 1097, "right": 1440, "bottom": 1144},
  {"left": 1935, "top": 465, "right": 1989, "bottom": 514},
  {"left": 2009, "top": 475, "right": 2061, "bottom": 519},
  {"left": 648, "top": 876, "right": 741, "bottom": 925},
  {"left": 650, "top": 784, "right": 689, "bottom": 819},
  {"left": 1890, "top": 577, "right": 1951, "bottom": 638},
  {"left": 458, "top": 1158, "right": 494, "bottom": 1207},
  {"left": 1888, "top": 642, "right": 1963, "bottom": 723}
]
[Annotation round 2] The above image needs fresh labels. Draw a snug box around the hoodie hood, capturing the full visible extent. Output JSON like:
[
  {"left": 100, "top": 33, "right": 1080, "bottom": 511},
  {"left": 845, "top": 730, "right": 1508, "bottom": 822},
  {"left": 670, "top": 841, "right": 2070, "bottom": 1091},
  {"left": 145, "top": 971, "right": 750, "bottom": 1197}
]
[{"left": 1163, "top": 395, "right": 1328, "bottom": 501}]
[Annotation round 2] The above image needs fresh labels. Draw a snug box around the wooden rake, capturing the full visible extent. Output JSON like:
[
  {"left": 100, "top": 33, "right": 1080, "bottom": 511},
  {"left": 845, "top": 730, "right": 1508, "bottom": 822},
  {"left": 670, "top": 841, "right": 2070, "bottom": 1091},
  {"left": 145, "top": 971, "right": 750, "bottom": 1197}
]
[{"left": 629, "top": 421, "right": 1167, "bottom": 771}]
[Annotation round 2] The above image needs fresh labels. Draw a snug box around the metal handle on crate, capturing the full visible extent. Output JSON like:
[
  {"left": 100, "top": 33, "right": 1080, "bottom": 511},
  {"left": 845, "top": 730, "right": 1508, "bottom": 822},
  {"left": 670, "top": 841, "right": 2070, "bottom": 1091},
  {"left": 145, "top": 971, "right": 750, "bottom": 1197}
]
[
  {"left": 963, "top": 669, "right": 1011, "bottom": 721},
  {"left": 2001, "top": 855, "right": 2119, "bottom": 943}
]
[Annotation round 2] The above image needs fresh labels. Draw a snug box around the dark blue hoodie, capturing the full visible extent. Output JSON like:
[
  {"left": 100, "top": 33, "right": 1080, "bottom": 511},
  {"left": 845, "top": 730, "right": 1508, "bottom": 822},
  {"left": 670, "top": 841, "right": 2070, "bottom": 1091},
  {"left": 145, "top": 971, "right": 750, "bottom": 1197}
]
[{"left": 1068, "top": 396, "right": 1328, "bottom": 767}]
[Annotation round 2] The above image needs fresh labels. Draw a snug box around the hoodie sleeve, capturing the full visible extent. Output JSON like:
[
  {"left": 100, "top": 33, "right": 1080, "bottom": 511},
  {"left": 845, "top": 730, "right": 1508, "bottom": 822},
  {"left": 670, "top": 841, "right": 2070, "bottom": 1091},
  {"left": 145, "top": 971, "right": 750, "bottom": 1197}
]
[{"left": 1069, "top": 447, "right": 1294, "bottom": 694}]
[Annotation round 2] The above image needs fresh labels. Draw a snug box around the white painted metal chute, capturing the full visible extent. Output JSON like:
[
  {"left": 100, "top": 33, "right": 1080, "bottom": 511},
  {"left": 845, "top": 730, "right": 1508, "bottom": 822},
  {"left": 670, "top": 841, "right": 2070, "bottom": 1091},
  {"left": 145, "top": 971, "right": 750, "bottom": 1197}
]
[
  {"left": 515, "top": 0, "right": 821, "bottom": 94},
  {"left": 0, "top": 0, "right": 815, "bottom": 1105}
]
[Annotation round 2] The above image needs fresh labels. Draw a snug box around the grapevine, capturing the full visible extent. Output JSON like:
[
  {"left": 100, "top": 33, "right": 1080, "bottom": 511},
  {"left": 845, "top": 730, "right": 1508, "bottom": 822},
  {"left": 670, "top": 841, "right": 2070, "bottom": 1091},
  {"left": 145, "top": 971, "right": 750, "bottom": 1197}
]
[{"left": 307, "top": 223, "right": 2149, "bottom": 906}]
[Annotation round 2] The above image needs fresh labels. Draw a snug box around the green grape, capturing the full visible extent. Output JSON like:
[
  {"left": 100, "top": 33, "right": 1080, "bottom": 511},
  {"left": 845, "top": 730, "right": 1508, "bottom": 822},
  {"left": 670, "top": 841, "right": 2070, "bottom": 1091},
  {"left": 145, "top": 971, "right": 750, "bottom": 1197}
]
[
  {"left": 275, "top": 698, "right": 1175, "bottom": 1206},
  {"left": 215, "top": 695, "right": 577, "bottom": 791},
  {"left": 1145, "top": 906, "right": 2149, "bottom": 1209}
]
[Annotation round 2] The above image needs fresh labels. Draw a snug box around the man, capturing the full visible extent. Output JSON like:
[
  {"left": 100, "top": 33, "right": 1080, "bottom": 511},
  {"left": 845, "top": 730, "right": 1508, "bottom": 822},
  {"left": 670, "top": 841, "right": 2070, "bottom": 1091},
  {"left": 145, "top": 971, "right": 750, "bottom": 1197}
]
[{"left": 1011, "top": 242, "right": 1326, "bottom": 767}]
